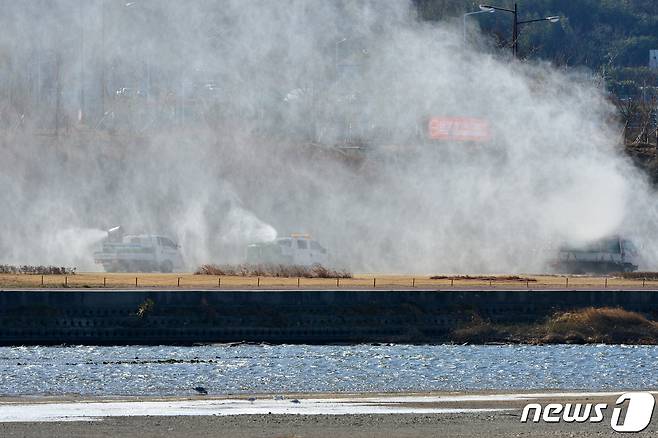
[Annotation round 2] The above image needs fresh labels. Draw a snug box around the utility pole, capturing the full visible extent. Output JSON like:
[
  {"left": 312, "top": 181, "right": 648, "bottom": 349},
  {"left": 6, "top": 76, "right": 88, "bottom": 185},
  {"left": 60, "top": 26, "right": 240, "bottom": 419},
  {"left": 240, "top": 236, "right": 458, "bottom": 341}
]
[{"left": 512, "top": 3, "right": 518, "bottom": 58}]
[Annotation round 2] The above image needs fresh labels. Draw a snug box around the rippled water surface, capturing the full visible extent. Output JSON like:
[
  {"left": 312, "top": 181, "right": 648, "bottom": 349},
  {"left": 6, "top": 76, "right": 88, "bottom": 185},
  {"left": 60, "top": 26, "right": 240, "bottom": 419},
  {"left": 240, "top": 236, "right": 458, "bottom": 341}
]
[{"left": 0, "top": 344, "right": 657, "bottom": 396}]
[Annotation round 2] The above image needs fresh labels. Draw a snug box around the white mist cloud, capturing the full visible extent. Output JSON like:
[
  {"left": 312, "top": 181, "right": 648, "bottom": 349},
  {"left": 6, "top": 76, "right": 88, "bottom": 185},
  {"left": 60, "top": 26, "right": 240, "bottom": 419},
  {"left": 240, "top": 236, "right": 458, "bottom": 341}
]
[{"left": 0, "top": 0, "right": 655, "bottom": 274}]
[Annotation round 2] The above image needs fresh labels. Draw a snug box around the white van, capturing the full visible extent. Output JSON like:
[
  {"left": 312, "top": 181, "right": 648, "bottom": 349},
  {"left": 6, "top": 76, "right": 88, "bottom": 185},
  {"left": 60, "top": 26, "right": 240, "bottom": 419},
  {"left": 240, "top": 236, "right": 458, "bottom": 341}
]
[
  {"left": 246, "top": 234, "right": 329, "bottom": 266},
  {"left": 94, "top": 234, "right": 184, "bottom": 273}
]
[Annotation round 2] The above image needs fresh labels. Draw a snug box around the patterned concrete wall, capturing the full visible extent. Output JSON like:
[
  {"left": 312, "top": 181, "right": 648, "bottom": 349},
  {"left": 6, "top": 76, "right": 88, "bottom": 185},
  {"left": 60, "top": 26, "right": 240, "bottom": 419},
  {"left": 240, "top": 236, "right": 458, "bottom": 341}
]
[{"left": 0, "top": 289, "right": 656, "bottom": 344}]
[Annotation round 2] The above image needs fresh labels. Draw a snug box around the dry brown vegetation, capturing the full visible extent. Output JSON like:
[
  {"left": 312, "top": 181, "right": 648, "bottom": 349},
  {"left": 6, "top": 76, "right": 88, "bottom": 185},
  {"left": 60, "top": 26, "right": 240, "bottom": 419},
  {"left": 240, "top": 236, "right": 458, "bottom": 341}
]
[
  {"left": 451, "top": 314, "right": 503, "bottom": 344},
  {"left": 542, "top": 307, "right": 658, "bottom": 344},
  {"left": 618, "top": 271, "right": 658, "bottom": 280},
  {"left": 452, "top": 307, "right": 658, "bottom": 345},
  {"left": 195, "top": 264, "right": 352, "bottom": 279},
  {"left": 430, "top": 275, "right": 537, "bottom": 282},
  {"left": 0, "top": 265, "right": 76, "bottom": 275}
]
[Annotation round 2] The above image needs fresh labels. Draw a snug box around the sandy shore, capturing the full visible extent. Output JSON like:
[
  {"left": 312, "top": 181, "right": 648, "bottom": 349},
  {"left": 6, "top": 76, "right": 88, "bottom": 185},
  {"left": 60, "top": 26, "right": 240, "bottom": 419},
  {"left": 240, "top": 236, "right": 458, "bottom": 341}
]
[{"left": 0, "top": 391, "right": 656, "bottom": 437}]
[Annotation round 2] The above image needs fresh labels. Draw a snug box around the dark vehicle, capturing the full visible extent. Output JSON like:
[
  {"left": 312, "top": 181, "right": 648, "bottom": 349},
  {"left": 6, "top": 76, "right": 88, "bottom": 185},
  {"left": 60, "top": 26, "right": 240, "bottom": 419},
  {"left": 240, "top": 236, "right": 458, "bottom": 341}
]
[{"left": 554, "top": 235, "right": 639, "bottom": 274}]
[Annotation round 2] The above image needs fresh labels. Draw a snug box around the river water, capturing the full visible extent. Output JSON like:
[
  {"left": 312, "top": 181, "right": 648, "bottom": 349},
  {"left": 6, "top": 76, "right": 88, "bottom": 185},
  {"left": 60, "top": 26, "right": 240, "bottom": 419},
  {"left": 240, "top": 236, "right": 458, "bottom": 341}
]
[{"left": 0, "top": 344, "right": 656, "bottom": 396}]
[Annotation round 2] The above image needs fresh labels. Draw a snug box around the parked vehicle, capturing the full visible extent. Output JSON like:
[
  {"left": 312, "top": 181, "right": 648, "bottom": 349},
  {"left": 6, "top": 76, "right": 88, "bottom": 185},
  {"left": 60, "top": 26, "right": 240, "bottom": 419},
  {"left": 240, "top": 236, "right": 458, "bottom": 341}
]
[
  {"left": 246, "top": 233, "right": 329, "bottom": 266},
  {"left": 94, "top": 227, "right": 183, "bottom": 273},
  {"left": 554, "top": 235, "right": 639, "bottom": 274}
]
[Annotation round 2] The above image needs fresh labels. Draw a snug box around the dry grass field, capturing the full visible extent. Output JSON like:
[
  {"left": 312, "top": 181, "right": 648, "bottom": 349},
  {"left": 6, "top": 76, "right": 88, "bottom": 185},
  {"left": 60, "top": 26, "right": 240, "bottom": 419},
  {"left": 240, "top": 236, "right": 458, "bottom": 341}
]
[
  {"left": 1, "top": 272, "right": 657, "bottom": 289},
  {"left": 451, "top": 306, "right": 658, "bottom": 344}
]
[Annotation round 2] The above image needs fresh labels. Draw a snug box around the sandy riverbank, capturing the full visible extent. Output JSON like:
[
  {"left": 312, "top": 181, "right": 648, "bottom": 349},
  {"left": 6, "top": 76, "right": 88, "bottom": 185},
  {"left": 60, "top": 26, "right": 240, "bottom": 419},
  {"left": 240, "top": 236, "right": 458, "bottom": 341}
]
[{"left": 0, "top": 391, "right": 656, "bottom": 437}]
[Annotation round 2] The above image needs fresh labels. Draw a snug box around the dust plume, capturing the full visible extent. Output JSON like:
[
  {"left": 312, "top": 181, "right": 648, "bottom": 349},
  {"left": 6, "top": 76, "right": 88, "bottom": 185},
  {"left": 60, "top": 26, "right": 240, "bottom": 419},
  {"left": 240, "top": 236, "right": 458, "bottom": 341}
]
[{"left": 0, "top": 0, "right": 654, "bottom": 273}]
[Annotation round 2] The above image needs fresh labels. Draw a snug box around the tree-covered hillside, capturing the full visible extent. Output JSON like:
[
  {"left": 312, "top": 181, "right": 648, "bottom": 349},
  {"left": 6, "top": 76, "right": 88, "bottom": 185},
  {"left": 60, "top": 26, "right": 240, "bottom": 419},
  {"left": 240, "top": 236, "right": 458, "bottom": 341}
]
[{"left": 414, "top": 0, "right": 658, "bottom": 96}]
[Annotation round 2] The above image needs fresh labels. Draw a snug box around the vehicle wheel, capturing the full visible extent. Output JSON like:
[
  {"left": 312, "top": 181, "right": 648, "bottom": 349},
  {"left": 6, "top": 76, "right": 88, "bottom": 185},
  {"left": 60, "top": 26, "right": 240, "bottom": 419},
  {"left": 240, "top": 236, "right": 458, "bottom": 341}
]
[{"left": 160, "top": 260, "right": 174, "bottom": 273}]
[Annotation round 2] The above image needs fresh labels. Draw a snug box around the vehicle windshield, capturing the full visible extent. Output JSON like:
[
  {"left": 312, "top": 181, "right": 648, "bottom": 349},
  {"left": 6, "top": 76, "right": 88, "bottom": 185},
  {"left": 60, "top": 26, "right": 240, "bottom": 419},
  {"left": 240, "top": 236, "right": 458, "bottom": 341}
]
[{"left": 560, "top": 237, "right": 621, "bottom": 254}]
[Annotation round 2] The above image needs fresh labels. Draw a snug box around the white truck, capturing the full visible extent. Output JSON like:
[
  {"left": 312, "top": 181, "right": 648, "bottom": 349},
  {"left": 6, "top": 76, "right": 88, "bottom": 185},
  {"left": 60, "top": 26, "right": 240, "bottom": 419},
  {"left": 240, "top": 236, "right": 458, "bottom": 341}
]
[
  {"left": 94, "top": 227, "right": 184, "bottom": 273},
  {"left": 554, "top": 235, "right": 640, "bottom": 274},
  {"left": 246, "top": 234, "right": 329, "bottom": 266}
]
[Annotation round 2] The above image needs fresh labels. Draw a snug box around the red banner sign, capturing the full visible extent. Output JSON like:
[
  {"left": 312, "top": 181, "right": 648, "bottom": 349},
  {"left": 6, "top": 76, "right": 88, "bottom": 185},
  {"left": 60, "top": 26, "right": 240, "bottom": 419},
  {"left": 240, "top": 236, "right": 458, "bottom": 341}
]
[{"left": 428, "top": 117, "right": 491, "bottom": 142}]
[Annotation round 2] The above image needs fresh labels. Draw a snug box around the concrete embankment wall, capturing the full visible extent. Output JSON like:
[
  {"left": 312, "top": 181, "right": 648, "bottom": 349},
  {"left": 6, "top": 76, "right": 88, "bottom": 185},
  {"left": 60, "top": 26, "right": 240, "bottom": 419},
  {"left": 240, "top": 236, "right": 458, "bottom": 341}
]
[{"left": 1, "top": 289, "right": 658, "bottom": 345}]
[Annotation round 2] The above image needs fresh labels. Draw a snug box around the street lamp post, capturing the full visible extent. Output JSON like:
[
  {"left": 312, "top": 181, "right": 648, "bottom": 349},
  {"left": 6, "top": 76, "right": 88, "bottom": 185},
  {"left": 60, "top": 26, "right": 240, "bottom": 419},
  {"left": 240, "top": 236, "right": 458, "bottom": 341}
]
[
  {"left": 516, "top": 16, "right": 560, "bottom": 57},
  {"left": 463, "top": 7, "right": 495, "bottom": 45},
  {"left": 479, "top": 3, "right": 559, "bottom": 58}
]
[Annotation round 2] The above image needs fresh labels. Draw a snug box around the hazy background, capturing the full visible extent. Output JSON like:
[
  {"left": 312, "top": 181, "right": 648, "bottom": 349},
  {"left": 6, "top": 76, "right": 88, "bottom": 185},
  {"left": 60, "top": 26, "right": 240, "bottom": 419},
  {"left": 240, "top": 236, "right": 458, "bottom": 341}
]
[{"left": 0, "top": 0, "right": 655, "bottom": 273}]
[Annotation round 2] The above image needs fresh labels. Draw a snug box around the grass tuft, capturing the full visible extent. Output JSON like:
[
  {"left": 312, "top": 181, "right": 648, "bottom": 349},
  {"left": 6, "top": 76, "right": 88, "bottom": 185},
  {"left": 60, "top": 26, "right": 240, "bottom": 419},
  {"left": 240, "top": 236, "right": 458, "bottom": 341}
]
[
  {"left": 451, "top": 307, "right": 658, "bottom": 345},
  {"left": 195, "top": 263, "right": 352, "bottom": 278},
  {"left": 618, "top": 271, "right": 658, "bottom": 280},
  {"left": 0, "top": 265, "right": 76, "bottom": 275},
  {"left": 544, "top": 307, "right": 657, "bottom": 343}
]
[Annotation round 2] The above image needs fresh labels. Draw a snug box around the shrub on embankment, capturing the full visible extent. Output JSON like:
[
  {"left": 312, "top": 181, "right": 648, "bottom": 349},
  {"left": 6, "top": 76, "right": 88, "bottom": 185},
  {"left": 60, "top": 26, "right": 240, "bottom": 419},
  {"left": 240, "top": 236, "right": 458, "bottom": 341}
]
[
  {"left": 452, "top": 307, "right": 658, "bottom": 345},
  {"left": 0, "top": 265, "right": 76, "bottom": 275},
  {"left": 195, "top": 263, "right": 352, "bottom": 278},
  {"left": 618, "top": 271, "right": 658, "bottom": 280}
]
